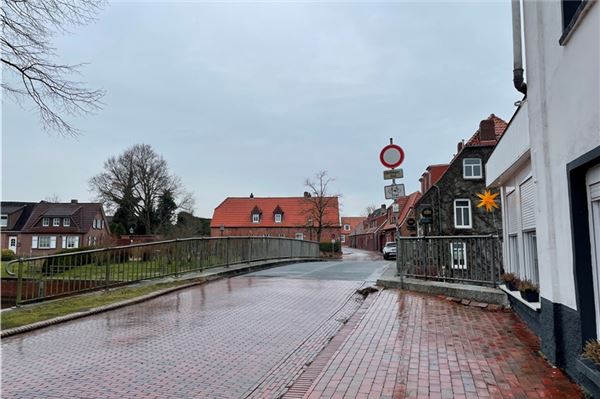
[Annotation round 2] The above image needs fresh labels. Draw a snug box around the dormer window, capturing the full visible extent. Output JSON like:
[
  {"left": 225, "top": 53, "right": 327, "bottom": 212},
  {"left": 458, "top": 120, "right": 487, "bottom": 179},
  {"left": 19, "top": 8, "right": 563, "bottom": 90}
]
[
  {"left": 53, "top": 218, "right": 60, "bottom": 227},
  {"left": 275, "top": 214, "right": 282, "bottom": 223},
  {"left": 63, "top": 218, "right": 70, "bottom": 227},
  {"left": 252, "top": 214, "right": 260, "bottom": 223},
  {"left": 273, "top": 205, "right": 284, "bottom": 224},
  {"left": 43, "top": 217, "right": 50, "bottom": 227},
  {"left": 0, "top": 214, "right": 7, "bottom": 227}
]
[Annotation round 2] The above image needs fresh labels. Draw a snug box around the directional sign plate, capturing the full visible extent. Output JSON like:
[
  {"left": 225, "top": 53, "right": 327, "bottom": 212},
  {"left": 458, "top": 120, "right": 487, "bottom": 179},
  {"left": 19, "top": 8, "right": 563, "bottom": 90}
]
[
  {"left": 383, "top": 169, "right": 404, "bottom": 180},
  {"left": 384, "top": 183, "right": 405, "bottom": 199}
]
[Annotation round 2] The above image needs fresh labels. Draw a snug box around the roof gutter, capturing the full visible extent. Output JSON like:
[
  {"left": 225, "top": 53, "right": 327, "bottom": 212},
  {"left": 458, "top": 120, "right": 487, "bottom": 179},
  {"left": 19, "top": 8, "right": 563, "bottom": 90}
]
[{"left": 512, "top": 0, "right": 527, "bottom": 95}]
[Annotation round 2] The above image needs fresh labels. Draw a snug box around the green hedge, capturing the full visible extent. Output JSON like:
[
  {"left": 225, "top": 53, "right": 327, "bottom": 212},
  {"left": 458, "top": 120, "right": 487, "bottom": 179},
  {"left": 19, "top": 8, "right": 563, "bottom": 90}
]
[
  {"left": 319, "top": 242, "right": 341, "bottom": 253},
  {"left": 1, "top": 249, "right": 15, "bottom": 261}
]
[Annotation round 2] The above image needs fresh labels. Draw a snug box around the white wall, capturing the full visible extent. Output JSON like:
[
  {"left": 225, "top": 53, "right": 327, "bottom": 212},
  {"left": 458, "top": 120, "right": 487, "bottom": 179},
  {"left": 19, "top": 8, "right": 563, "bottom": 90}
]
[{"left": 523, "top": 1, "right": 600, "bottom": 309}]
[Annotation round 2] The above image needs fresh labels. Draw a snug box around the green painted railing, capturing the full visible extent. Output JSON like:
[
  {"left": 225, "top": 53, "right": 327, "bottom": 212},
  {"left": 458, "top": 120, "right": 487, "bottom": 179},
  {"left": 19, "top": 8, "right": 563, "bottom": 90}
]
[{"left": 4, "top": 236, "right": 320, "bottom": 306}]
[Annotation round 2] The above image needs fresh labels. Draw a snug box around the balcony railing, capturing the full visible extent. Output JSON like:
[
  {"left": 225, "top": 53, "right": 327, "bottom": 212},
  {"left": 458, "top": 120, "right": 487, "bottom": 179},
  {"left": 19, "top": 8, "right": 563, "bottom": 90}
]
[{"left": 4, "top": 236, "right": 320, "bottom": 306}]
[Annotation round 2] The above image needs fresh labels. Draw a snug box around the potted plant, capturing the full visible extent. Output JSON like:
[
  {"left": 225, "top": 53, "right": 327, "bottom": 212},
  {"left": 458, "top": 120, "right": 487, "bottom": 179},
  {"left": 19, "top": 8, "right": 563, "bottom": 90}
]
[
  {"left": 500, "top": 273, "right": 520, "bottom": 291},
  {"left": 518, "top": 279, "right": 540, "bottom": 302},
  {"left": 578, "top": 340, "right": 600, "bottom": 393}
]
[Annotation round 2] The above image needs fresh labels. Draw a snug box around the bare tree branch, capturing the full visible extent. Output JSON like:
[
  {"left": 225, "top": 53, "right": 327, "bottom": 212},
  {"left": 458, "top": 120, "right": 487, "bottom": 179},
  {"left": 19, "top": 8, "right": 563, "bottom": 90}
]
[
  {"left": 304, "top": 170, "right": 341, "bottom": 242},
  {"left": 1, "top": 0, "right": 106, "bottom": 136}
]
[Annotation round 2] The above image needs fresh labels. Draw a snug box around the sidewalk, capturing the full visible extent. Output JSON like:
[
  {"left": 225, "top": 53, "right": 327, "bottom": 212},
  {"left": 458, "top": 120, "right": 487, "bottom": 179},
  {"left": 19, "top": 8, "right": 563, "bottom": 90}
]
[{"left": 293, "top": 289, "right": 583, "bottom": 399}]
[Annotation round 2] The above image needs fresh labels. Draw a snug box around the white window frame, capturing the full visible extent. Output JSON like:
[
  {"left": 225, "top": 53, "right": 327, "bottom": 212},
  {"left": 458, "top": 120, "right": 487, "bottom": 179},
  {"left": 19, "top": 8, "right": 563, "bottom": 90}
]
[
  {"left": 0, "top": 214, "right": 7, "bottom": 227},
  {"left": 453, "top": 199, "right": 472, "bottom": 229},
  {"left": 66, "top": 236, "right": 79, "bottom": 249},
  {"left": 53, "top": 218, "right": 60, "bottom": 227},
  {"left": 463, "top": 158, "right": 483, "bottom": 179},
  {"left": 274, "top": 214, "right": 282, "bottom": 223},
  {"left": 450, "top": 242, "right": 467, "bottom": 269},
  {"left": 295, "top": 232, "right": 304, "bottom": 240},
  {"left": 522, "top": 230, "right": 539, "bottom": 284},
  {"left": 38, "top": 236, "right": 52, "bottom": 249},
  {"left": 341, "top": 234, "right": 346, "bottom": 243},
  {"left": 508, "top": 234, "right": 520, "bottom": 276},
  {"left": 42, "top": 217, "right": 50, "bottom": 227},
  {"left": 63, "top": 218, "right": 70, "bottom": 227},
  {"left": 344, "top": 224, "right": 351, "bottom": 231},
  {"left": 252, "top": 214, "right": 260, "bottom": 223}
]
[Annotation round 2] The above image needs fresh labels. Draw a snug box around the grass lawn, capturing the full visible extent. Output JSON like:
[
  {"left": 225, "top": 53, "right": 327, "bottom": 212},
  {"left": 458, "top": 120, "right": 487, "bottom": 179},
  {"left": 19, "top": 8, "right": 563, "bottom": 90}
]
[{"left": 1, "top": 279, "right": 195, "bottom": 330}]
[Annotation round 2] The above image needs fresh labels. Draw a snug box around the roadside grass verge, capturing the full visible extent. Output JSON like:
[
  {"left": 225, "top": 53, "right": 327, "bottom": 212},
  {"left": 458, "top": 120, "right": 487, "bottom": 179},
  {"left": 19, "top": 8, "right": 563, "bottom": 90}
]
[{"left": 1, "top": 279, "right": 195, "bottom": 331}]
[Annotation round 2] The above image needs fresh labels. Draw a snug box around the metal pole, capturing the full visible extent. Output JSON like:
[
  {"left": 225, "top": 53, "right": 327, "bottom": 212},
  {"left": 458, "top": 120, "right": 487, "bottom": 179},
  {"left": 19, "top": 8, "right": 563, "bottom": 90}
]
[{"left": 15, "top": 259, "right": 23, "bottom": 307}]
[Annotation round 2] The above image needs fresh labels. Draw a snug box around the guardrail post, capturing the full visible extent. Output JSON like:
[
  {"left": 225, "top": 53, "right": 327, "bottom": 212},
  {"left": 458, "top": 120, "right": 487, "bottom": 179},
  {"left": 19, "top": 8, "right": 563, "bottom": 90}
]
[
  {"left": 105, "top": 254, "right": 110, "bottom": 291},
  {"left": 225, "top": 237, "right": 230, "bottom": 267},
  {"left": 15, "top": 259, "right": 23, "bottom": 307}
]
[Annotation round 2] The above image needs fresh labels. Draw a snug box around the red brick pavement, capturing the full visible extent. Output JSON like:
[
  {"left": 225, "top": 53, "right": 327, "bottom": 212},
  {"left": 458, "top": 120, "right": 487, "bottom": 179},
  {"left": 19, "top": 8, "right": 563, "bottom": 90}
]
[{"left": 299, "top": 290, "right": 583, "bottom": 399}]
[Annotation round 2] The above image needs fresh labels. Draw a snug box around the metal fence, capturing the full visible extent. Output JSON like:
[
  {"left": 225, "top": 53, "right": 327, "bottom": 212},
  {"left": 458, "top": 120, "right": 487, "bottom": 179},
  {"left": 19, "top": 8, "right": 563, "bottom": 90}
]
[
  {"left": 396, "top": 235, "right": 503, "bottom": 287},
  {"left": 4, "top": 236, "right": 320, "bottom": 306}
]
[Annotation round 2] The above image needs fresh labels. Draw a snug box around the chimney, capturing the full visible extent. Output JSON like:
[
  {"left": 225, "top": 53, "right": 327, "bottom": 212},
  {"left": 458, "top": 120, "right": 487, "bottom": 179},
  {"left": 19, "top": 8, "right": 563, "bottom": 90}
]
[
  {"left": 70, "top": 199, "right": 78, "bottom": 204},
  {"left": 457, "top": 141, "right": 464, "bottom": 153},
  {"left": 304, "top": 191, "right": 311, "bottom": 198},
  {"left": 479, "top": 119, "right": 496, "bottom": 142},
  {"left": 250, "top": 193, "right": 254, "bottom": 198},
  {"left": 381, "top": 204, "right": 386, "bottom": 210}
]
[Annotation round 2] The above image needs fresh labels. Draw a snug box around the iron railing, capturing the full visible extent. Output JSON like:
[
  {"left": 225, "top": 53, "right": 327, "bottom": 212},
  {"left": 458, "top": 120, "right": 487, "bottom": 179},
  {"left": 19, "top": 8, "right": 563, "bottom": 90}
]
[
  {"left": 396, "top": 235, "right": 503, "bottom": 287},
  {"left": 4, "top": 236, "right": 320, "bottom": 306}
]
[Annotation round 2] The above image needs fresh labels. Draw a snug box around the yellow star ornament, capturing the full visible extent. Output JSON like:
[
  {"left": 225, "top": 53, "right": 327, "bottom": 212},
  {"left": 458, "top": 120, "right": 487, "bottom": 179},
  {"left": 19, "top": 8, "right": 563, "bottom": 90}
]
[{"left": 476, "top": 190, "right": 499, "bottom": 212}]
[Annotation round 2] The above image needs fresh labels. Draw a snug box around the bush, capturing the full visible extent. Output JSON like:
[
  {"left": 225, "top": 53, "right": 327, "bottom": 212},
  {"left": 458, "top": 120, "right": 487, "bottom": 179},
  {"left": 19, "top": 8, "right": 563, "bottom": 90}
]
[
  {"left": 319, "top": 242, "right": 341, "bottom": 253},
  {"left": 500, "top": 273, "right": 518, "bottom": 283},
  {"left": 583, "top": 340, "right": 600, "bottom": 366},
  {"left": 1, "top": 249, "right": 16, "bottom": 261},
  {"left": 518, "top": 279, "right": 539, "bottom": 293}
]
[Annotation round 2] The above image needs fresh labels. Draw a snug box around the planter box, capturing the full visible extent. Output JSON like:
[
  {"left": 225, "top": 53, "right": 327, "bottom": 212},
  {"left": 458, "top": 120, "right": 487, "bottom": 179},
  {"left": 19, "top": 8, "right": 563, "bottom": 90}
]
[
  {"left": 577, "top": 357, "right": 600, "bottom": 395},
  {"left": 505, "top": 281, "right": 518, "bottom": 291},
  {"left": 520, "top": 290, "right": 539, "bottom": 302}
]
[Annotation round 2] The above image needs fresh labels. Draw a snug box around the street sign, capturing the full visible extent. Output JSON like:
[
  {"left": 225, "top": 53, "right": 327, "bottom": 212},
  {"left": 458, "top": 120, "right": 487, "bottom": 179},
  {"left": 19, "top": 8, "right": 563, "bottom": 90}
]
[
  {"left": 421, "top": 207, "right": 433, "bottom": 218},
  {"left": 406, "top": 218, "right": 416, "bottom": 226},
  {"left": 379, "top": 144, "right": 405, "bottom": 169},
  {"left": 383, "top": 169, "right": 404, "bottom": 180},
  {"left": 392, "top": 203, "right": 400, "bottom": 213},
  {"left": 384, "top": 183, "right": 405, "bottom": 199}
]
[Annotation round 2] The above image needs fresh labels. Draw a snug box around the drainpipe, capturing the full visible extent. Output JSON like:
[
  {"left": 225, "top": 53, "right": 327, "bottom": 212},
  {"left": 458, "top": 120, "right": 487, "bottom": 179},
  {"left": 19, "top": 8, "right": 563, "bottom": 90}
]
[{"left": 512, "top": 0, "right": 527, "bottom": 95}]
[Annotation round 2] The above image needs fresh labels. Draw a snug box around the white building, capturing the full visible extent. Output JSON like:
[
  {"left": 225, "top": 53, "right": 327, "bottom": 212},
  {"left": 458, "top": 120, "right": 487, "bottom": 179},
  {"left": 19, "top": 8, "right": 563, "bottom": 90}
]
[{"left": 486, "top": 0, "right": 599, "bottom": 394}]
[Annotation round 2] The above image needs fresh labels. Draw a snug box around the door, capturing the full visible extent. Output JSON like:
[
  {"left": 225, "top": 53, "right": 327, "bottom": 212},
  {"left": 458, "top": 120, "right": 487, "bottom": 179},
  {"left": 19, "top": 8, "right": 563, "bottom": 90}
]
[
  {"left": 586, "top": 164, "right": 600, "bottom": 337},
  {"left": 8, "top": 236, "right": 17, "bottom": 253}
]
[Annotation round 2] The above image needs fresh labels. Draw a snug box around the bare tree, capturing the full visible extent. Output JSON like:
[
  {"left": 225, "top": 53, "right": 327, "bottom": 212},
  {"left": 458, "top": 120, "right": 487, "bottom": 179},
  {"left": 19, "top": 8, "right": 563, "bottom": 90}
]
[
  {"left": 363, "top": 204, "right": 378, "bottom": 217},
  {"left": 1, "top": 0, "right": 106, "bottom": 136},
  {"left": 304, "top": 170, "right": 340, "bottom": 242},
  {"left": 89, "top": 144, "right": 195, "bottom": 234},
  {"left": 44, "top": 193, "right": 61, "bottom": 202}
]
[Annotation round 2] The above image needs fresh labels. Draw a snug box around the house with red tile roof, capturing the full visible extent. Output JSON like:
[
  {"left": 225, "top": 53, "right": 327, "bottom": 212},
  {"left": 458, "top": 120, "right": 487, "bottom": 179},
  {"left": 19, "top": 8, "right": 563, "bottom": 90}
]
[
  {"left": 380, "top": 192, "right": 423, "bottom": 241},
  {"left": 1, "top": 200, "right": 111, "bottom": 256},
  {"left": 210, "top": 195, "right": 341, "bottom": 242},
  {"left": 340, "top": 217, "right": 365, "bottom": 245}
]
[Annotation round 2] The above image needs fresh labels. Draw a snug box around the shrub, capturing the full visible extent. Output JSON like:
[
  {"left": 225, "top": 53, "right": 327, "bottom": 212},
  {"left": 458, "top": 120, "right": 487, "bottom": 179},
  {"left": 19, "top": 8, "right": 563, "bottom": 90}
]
[
  {"left": 319, "top": 242, "right": 341, "bottom": 253},
  {"left": 518, "top": 279, "right": 539, "bottom": 293},
  {"left": 500, "top": 273, "right": 518, "bottom": 283},
  {"left": 583, "top": 340, "right": 600, "bottom": 366},
  {"left": 1, "top": 249, "right": 16, "bottom": 261}
]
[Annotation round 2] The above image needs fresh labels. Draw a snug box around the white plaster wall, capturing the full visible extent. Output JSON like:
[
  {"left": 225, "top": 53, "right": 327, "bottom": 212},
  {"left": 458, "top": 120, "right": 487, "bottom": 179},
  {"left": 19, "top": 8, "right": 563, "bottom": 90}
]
[{"left": 523, "top": 0, "right": 600, "bottom": 309}]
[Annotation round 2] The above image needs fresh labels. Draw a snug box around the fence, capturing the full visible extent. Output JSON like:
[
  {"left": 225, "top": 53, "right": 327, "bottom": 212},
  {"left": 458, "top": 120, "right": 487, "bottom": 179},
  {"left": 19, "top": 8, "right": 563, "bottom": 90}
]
[
  {"left": 396, "top": 235, "right": 503, "bottom": 287},
  {"left": 4, "top": 236, "right": 320, "bottom": 306}
]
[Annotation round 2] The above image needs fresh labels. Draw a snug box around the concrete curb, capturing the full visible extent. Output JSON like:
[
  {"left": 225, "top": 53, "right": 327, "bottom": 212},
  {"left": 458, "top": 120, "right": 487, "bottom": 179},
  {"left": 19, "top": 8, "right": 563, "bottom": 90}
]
[{"left": 1, "top": 257, "right": 321, "bottom": 338}]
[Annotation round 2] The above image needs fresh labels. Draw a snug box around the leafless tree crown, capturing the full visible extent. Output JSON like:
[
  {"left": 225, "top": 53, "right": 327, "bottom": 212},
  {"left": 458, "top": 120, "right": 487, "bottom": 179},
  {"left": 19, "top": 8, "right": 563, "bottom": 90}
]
[
  {"left": 1, "top": 0, "right": 106, "bottom": 135},
  {"left": 304, "top": 170, "right": 340, "bottom": 242}
]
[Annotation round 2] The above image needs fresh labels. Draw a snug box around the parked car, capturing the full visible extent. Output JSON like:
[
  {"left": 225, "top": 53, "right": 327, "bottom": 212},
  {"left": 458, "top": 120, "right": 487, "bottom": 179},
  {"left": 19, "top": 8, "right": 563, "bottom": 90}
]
[{"left": 382, "top": 241, "right": 397, "bottom": 260}]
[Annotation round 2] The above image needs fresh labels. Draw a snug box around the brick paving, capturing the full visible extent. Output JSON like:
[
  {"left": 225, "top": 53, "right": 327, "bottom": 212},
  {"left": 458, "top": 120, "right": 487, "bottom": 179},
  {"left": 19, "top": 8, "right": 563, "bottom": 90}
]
[
  {"left": 300, "top": 290, "right": 583, "bottom": 399},
  {"left": 1, "top": 276, "right": 364, "bottom": 399}
]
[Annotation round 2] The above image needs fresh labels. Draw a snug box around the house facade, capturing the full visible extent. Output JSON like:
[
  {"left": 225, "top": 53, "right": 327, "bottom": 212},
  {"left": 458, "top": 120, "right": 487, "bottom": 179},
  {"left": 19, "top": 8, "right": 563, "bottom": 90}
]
[
  {"left": 415, "top": 115, "right": 507, "bottom": 237},
  {"left": 1, "top": 200, "right": 111, "bottom": 256},
  {"left": 210, "top": 196, "right": 341, "bottom": 242},
  {"left": 340, "top": 217, "right": 365, "bottom": 245},
  {"left": 486, "top": 0, "right": 599, "bottom": 394}
]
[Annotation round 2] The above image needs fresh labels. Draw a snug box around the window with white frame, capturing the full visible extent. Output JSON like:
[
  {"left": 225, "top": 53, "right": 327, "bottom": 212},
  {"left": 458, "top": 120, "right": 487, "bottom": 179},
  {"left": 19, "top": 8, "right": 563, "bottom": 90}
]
[
  {"left": 344, "top": 224, "right": 350, "bottom": 231},
  {"left": 274, "top": 214, "right": 282, "bottom": 223},
  {"left": 341, "top": 234, "right": 346, "bottom": 243},
  {"left": 508, "top": 234, "right": 520, "bottom": 275},
  {"left": 43, "top": 217, "right": 50, "bottom": 227},
  {"left": 88, "top": 236, "right": 97, "bottom": 246},
  {"left": 0, "top": 214, "right": 7, "bottom": 227},
  {"left": 450, "top": 242, "right": 467, "bottom": 269},
  {"left": 463, "top": 158, "right": 482, "bottom": 179},
  {"left": 252, "top": 214, "right": 260, "bottom": 223},
  {"left": 63, "top": 218, "right": 70, "bottom": 227},
  {"left": 53, "top": 218, "right": 60, "bottom": 227},
  {"left": 66, "top": 236, "right": 79, "bottom": 249},
  {"left": 295, "top": 232, "right": 304, "bottom": 240},
  {"left": 523, "top": 231, "right": 539, "bottom": 284},
  {"left": 454, "top": 199, "right": 472, "bottom": 228},
  {"left": 37, "top": 236, "right": 53, "bottom": 249}
]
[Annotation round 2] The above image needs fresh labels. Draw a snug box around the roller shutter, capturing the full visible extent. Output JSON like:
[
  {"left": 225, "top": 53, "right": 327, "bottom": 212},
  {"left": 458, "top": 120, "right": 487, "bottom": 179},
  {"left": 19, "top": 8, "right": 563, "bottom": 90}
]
[
  {"left": 520, "top": 178, "right": 536, "bottom": 231},
  {"left": 506, "top": 192, "right": 518, "bottom": 234}
]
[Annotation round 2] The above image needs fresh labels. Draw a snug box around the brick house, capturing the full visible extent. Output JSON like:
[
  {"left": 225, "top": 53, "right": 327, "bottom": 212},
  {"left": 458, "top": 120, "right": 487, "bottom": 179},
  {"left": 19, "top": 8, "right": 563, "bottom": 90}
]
[
  {"left": 1, "top": 200, "right": 111, "bottom": 257},
  {"left": 414, "top": 115, "right": 507, "bottom": 237},
  {"left": 340, "top": 217, "right": 365, "bottom": 245},
  {"left": 349, "top": 205, "right": 388, "bottom": 251},
  {"left": 382, "top": 191, "right": 422, "bottom": 240},
  {"left": 210, "top": 196, "right": 341, "bottom": 242}
]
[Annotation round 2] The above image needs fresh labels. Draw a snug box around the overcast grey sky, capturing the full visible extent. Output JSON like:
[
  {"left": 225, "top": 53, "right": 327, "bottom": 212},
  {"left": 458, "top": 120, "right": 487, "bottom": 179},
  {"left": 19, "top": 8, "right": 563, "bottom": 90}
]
[{"left": 2, "top": 1, "right": 519, "bottom": 218}]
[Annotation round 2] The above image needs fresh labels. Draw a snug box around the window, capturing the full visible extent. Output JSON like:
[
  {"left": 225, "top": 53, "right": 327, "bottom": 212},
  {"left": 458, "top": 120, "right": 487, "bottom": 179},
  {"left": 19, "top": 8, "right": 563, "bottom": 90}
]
[
  {"left": 43, "top": 217, "right": 50, "bottom": 227},
  {"left": 252, "top": 214, "right": 260, "bottom": 223},
  {"left": 463, "top": 158, "right": 482, "bottom": 179},
  {"left": 53, "top": 218, "right": 60, "bottom": 227},
  {"left": 454, "top": 199, "right": 472, "bottom": 228},
  {"left": 341, "top": 234, "right": 346, "bottom": 243},
  {"left": 274, "top": 214, "right": 282, "bottom": 223},
  {"left": 38, "top": 236, "right": 52, "bottom": 249},
  {"left": 450, "top": 242, "right": 467, "bottom": 269},
  {"left": 278, "top": 233, "right": 286, "bottom": 238},
  {"left": 0, "top": 214, "right": 7, "bottom": 227},
  {"left": 66, "top": 236, "right": 79, "bottom": 249},
  {"left": 101, "top": 220, "right": 104, "bottom": 229},
  {"left": 344, "top": 224, "right": 351, "bottom": 231},
  {"left": 88, "top": 236, "right": 97, "bottom": 246},
  {"left": 508, "top": 234, "right": 520, "bottom": 276},
  {"left": 562, "top": 0, "right": 584, "bottom": 30},
  {"left": 523, "top": 231, "right": 539, "bottom": 284},
  {"left": 63, "top": 218, "right": 70, "bottom": 227},
  {"left": 295, "top": 232, "right": 304, "bottom": 240}
]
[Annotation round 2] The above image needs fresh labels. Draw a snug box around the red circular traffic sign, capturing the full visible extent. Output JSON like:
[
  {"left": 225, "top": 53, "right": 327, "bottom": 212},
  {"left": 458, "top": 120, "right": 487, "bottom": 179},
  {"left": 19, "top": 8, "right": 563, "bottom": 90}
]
[{"left": 379, "top": 144, "right": 405, "bottom": 169}]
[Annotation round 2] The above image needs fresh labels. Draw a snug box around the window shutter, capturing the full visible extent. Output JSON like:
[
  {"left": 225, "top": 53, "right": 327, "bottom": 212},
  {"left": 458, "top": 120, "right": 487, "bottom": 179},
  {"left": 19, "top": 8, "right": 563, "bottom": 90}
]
[
  {"left": 591, "top": 182, "right": 600, "bottom": 201},
  {"left": 506, "top": 192, "right": 518, "bottom": 234},
  {"left": 32, "top": 236, "right": 38, "bottom": 249},
  {"left": 62, "top": 236, "right": 66, "bottom": 248},
  {"left": 74, "top": 236, "right": 80, "bottom": 248},
  {"left": 520, "top": 178, "right": 536, "bottom": 231},
  {"left": 50, "top": 236, "right": 57, "bottom": 249}
]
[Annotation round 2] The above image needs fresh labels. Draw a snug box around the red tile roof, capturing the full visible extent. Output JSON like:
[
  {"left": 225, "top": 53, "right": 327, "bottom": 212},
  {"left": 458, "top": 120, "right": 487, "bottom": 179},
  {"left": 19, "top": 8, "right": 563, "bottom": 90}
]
[
  {"left": 465, "top": 114, "right": 508, "bottom": 147},
  {"left": 397, "top": 192, "right": 422, "bottom": 226},
  {"left": 341, "top": 217, "right": 365, "bottom": 230},
  {"left": 211, "top": 197, "right": 340, "bottom": 228}
]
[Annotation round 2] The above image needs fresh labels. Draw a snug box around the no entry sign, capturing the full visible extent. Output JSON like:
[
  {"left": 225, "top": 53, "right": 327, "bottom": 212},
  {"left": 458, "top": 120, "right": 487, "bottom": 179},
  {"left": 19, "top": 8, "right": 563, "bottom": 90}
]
[{"left": 379, "top": 144, "right": 405, "bottom": 169}]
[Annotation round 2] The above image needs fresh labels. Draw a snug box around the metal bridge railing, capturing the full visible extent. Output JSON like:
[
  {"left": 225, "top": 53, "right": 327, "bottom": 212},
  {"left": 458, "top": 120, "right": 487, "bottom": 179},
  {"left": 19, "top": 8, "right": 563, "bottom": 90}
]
[
  {"left": 4, "top": 236, "right": 320, "bottom": 306},
  {"left": 396, "top": 235, "right": 503, "bottom": 287}
]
